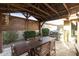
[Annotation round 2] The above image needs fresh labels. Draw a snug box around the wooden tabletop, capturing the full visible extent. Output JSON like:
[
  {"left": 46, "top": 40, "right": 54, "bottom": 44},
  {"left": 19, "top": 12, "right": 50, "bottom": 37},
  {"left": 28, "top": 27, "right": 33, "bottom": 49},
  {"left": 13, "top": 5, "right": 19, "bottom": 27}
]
[
  {"left": 28, "top": 36, "right": 56, "bottom": 49},
  {"left": 13, "top": 36, "right": 55, "bottom": 50}
]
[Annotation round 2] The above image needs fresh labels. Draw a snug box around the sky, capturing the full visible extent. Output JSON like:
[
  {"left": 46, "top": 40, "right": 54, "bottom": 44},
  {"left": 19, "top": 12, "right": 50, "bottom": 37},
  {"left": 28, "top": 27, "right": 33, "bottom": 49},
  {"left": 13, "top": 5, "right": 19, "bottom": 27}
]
[
  {"left": 46, "top": 19, "right": 66, "bottom": 25},
  {"left": 10, "top": 13, "right": 37, "bottom": 21}
]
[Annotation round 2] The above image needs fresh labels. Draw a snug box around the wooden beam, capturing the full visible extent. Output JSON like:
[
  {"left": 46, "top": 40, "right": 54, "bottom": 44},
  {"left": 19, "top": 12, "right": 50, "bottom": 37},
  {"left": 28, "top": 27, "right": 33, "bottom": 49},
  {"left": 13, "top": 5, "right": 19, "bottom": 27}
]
[
  {"left": 11, "top": 4, "right": 48, "bottom": 21},
  {"left": 70, "top": 5, "right": 79, "bottom": 14},
  {"left": 70, "top": 5, "right": 79, "bottom": 10},
  {"left": 22, "top": 12, "right": 30, "bottom": 19},
  {"left": 63, "top": 3, "right": 70, "bottom": 16},
  {"left": 44, "top": 3, "right": 59, "bottom": 16},
  {"left": 22, "top": 12, "right": 45, "bottom": 21},
  {"left": 41, "top": 21, "right": 46, "bottom": 27},
  {"left": 27, "top": 4, "right": 51, "bottom": 17},
  {"left": 38, "top": 21, "right": 41, "bottom": 36}
]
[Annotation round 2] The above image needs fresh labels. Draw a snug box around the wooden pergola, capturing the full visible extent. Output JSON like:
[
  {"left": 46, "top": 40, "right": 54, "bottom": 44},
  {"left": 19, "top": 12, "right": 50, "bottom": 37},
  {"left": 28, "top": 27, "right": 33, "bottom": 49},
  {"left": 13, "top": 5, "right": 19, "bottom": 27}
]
[
  {"left": 0, "top": 3, "right": 79, "bottom": 53},
  {"left": 0, "top": 3, "right": 79, "bottom": 21}
]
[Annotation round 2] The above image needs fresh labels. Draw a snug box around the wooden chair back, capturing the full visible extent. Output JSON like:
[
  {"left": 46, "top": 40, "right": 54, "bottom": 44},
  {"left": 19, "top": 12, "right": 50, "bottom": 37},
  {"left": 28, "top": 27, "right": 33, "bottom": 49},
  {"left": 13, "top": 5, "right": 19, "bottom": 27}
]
[
  {"left": 11, "top": 42, "right": 29, "bottom": 56},
  {"left": 35, "top": 41, "right": 51, "bottom": 56},
  {"left": 50, "top": 39, "right": 56, "bottom": 56}
]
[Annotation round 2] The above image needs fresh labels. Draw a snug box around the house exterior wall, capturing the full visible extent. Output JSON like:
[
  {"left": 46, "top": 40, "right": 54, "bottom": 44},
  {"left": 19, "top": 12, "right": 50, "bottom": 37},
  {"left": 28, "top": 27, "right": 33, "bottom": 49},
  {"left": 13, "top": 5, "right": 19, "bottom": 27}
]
[{"left": 0, "top": 15, "right": 39, "bottom": 31}]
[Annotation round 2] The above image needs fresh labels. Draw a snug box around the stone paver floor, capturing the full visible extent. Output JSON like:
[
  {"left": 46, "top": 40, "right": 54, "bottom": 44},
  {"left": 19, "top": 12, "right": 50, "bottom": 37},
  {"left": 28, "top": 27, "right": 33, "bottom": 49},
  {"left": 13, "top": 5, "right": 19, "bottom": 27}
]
[
  {"left": 56, "top": 41, "right": 76, "bottom": 56},
  {"left": 0, "top": 47, "right": 11, "bottom": 56}
]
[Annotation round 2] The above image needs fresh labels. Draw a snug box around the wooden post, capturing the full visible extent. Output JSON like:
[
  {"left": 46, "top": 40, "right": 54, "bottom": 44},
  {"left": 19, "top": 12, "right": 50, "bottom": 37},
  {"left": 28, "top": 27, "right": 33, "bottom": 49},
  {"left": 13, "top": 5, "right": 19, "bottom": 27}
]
[
  {"left": 26, "top": 18, "right": 28, "bottom": 31},
  {"left": 0, "top": 13, "right": 3, "bottom": 53},
  {"left": 38, "top": 21, "right": 41, "bottom": 36},
  {"left": 0, "top": 31, "right": 3, "bottom": 53},
  {"left": 22, "top": 13, "right": 30, "bottom": 31},
  {"left": 38, "top": 21, "right": 46, "bottom": 36}
]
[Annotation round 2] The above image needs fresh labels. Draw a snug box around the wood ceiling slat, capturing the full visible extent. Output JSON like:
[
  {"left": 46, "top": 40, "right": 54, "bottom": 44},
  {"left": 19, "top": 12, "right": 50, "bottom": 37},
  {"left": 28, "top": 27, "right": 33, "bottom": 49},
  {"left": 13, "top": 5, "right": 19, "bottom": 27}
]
[
  {"left": 11, "top": 4, "right": 48, "bottom": 20},
  {"left": 27, "top": 4, "right": 51, "bottom": 17},
  {"left": 44, "top": 3, "right": 59, "bottom": 17},
  {"left": 63, "top": 3, "right": 70, "bottom": 16}
]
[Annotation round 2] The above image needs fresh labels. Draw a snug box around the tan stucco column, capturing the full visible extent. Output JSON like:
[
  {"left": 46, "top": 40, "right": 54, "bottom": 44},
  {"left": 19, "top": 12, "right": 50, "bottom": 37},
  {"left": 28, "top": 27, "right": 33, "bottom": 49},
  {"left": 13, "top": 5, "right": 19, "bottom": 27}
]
[
  {"left": 77, "top": 21, "right": 79, "bottom": 44},
  {"left": 64, "top": 20, "right": 71, "bottom": 43}
]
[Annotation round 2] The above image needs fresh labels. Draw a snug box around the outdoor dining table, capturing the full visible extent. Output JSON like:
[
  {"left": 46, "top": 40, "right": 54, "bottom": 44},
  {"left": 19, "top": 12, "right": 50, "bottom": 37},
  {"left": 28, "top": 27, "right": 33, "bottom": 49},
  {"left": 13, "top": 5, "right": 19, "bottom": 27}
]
[
  {"left": 12, "top": 36, "right": 56, "bottom": 56},
  {"left": 28, "top": 36, "right": 54, "bottom": 48},
  {"left": 26, "top": 36, "right": 56, "bottom": 55}
]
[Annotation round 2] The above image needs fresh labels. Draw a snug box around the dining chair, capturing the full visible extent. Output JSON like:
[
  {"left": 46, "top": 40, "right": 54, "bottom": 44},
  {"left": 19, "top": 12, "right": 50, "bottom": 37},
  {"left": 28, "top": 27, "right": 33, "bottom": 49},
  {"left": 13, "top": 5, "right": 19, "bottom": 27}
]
[
  {"left": 11, "top": 42, "right": 30, "bottom": 56},
  {"left": 34, "top": 41, "right": 51, "bottom": 56},
  {"left": 50, "top": 39, "right": 56, "bottom": 56}
]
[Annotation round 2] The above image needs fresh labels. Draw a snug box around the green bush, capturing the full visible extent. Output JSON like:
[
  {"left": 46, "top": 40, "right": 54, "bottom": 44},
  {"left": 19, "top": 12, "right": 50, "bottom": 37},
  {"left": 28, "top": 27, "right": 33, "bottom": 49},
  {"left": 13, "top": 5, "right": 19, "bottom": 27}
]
[
  {"left": 23, "top": 31, "right": 36, "bottom": 40},
  {"left": 42, "top": 28, "right": 49, "bottom": 36},
  {"left": 3, "top": 31, "right": 18, "bottom": 44}
]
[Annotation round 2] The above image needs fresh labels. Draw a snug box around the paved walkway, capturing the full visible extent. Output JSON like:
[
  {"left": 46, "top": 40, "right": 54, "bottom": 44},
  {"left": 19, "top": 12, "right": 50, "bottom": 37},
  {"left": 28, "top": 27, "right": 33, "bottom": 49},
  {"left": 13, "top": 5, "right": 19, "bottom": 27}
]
[{"left": 56, "top": 41, "right": 76, "bottom": 56}]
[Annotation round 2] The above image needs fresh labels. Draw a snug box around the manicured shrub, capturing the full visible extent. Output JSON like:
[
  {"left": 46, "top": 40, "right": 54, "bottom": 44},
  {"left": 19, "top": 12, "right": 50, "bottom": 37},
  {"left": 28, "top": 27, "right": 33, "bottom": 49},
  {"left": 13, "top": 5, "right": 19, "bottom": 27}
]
[
  {"left": 23, "top": 31, "right": 36, "bottom": 40},
  {"left": 42, "top": 28, "right": 49, "bottom": 36},
  {"left": 3, "top": 31, "right": 18, "bottom": 44}
]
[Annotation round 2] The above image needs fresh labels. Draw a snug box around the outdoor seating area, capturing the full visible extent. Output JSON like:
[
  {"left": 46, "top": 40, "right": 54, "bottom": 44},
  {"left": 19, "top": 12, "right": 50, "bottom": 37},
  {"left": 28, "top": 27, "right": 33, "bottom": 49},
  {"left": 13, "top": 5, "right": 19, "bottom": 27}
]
[
  {"left": 11, "top": 36, "right": 56, "bottom": 56},
  {"left": 1, "top": 3, "right": 79, "bottom": 56}
]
